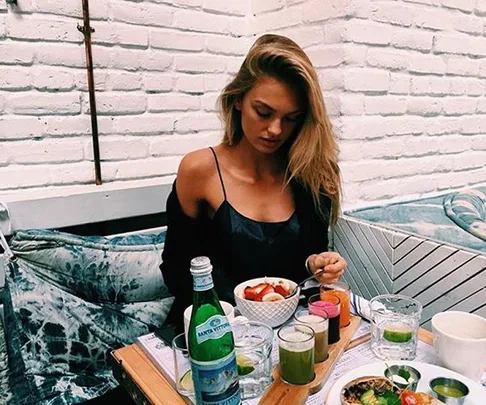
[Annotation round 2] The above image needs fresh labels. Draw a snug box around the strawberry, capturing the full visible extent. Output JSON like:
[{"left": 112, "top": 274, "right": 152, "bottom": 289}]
[
  {"left": 244, "top": 283, "right": 269, "bottom": 301},
  {"left": 255, "top": 285, "right": 275, "bottom": 301},
  {"left": 274, "top": 284, "right": 290, "bottom": 297}
]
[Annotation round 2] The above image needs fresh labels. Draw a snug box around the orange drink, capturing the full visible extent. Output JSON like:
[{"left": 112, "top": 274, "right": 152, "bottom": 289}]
[{"left": 320, "top": 281, "right": 350, "bottom": 328}]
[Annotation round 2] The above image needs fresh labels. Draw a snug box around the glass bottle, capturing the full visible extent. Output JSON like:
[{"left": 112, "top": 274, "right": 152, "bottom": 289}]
[{"left": 188, "top": 256, "right": 241, "bottom": 405}]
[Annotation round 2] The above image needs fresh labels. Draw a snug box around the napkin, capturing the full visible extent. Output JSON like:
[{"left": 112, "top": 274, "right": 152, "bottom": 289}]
[{"left": 350, "top": 292, "right": 372, "bottom": 321}]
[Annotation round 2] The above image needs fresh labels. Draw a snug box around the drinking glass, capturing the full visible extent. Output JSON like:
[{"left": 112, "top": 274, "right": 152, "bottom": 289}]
[
  {"left": 294, "top": 308, "right": 329, "bottom": 363},
  {"left": 277, "top": 324, "right": 315, "bottom": 385},
  {"left": 320, "top": 280, "right": 351, "bottom": 327},
  {"left": 172, "top": 333, "right": 194, "bottom": 396},
  {"left": 369, "top": 294, "right": 422, "bottom": 361},
  {"left": 309, "top": 294, "right": 341, "bottom": 344},
  {"left": 232, "top": 320, "right": 274, "bottom": 399}
]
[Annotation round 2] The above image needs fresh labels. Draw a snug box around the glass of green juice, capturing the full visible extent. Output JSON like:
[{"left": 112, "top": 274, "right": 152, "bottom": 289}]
[
  {"left": 277, "top": 324, "right": 315, "bottom": 385},
  {"left": 294, "top": 308, "right": 329, "bottom": 363}
]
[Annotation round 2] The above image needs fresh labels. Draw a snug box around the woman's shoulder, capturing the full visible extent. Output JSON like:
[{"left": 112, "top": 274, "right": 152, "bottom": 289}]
[{"left": 177, "top": 147, "right": 217, "bottom": 182}]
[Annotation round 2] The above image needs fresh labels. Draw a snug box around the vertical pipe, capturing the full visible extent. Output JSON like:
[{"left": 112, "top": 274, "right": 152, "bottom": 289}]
[{"left": 78, "top": 0, "right": 102, "bottom": 185}]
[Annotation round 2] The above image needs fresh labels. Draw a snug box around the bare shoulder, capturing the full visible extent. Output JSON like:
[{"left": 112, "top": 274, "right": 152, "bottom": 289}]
[{"left": 176, "top": 147, "right": 216, "bottom": 217}]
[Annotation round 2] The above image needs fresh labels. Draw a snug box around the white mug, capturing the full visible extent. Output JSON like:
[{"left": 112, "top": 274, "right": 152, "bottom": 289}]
[
  {"left": 431, "top": 311, "right": 486, "bottom": 381},
  {"left": 183, "top": 301, "right": 235, "bottom": 339}
]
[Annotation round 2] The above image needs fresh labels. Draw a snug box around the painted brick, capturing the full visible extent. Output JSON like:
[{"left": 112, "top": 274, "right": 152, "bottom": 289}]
[
  {"left": 36, "top": 43, "right": 86, "bottom": 68},
  {"left": 441, "top": 0, "right": 475, "bottom": 13},
  {"left": 93, "top": 23, "right": 148, "bottom": 48},
  {"left": 453, "top": 15, "right": 484, "bottom": 35},
  {"left": 43, "top": 116, "right": 92, "bottom": 137},
  {"left": 74, "top": 71, "right": 108, "bottom": 92},
  {"left": 461, "top": 116, "right": 486, "bottom": 134},
  {"left": 89, "top": 93, "right": 147, "bottom": 115},
  {"left": 339, "top": 95, "right": 365, "bottom": 115},
  {"left": 205, "top": 35, "right": 251, "bottom": 56},
  {"left": 204, "top": 74, "right": 231, "bottom": 92},
  {"left": 33, "top": 0, "right": 108, "bottom": 19},
  {"left": 32, "top": 68, "right": 75, "bottom": 91},
  {"left": 255, "top": 7, "right": 302, "bottom": 31},
  {"left": 227, "top": 16, "right": 251, "bottom": 36},
  {"left": 425, "top": 117, "right": 462, "bottom": 135},
  {"left": 110, "top": 156, "right": 181, "bottom": 179},
  {"left": 442, "top": 98, "right": 478, "bottom": 116},
  {"left": 148, "top": 94, "right": 200, "bottom": 112},
  {"left": 345, "top": 21, "right": 392, "bottom": 45},
  {"left": 450, "top": 79, "right": 471, "bottom": 95},
  {"left": 468, "top": 36, "right": 486, "bottom": 57},
  {"left": 143, "top": 74, "right": 174, "bottom": 93},
  {"left": 429, "top": 77, "right": 451, "bottom": 95},
  {"left": 174, "top": 10, "right": 228, "bottom": 33},
  {"left": 467, "top": 79, "right": 485, "bottom": 96},
  {"left": 302, "top": 0, "right": 347, "bottom": 24},
  {"left": 307, "top": 46, "right": 344, "bottom": 68},
  {"left": 0, "top": 68, "right": 31, "bottom": 90},
  {"left": 177, "top": 75, "right": 205, "bottom": 94},
  {"left": 150, "top": 30, "right": 205, "bottom": 51},
  {"left": 8, "top": 93, "right": 81, "bottom": 115},
  {"left": 49, "top": 161, "right": 99, "bottom": 185},
  {"left": 434, "top": 34, "right": 470, "bottom": 55},
  {"left": 476, "top": 0, "right": 486, "bottom": 15},
  {"left": 477, "top": 98, "right": 486, "bottom": 113},
  {"left": 0, "top": 117, "right": 46, "bottom": 140},
  {"left": 142, "top": 51, "right": 173, "bottom": 72},
  {"left": 106, "top": 72, "right": 142, "bottom": 91},
  {"left": 411, "top": 76, "right": 429, "bottom": 95},
  {"left": 372, "top": 3, "right": 414, "bottom": 27},
  {"left": 365, "top": 96, "right": 408, "bottom": 116},
  {"left": 390, "top": 74, "right": 410, "bottom": 94},
  {"left": 470, "top": 135, "right": 486, "bottom": 151},
  {"left": 345, "top": 69, "right": 390, "bottom": 93},
  {"left": 414, "top": 8, "right": 452, "bottom": 30},
  {"left": 175, "top": 55, "right": 225, "bottom": 73},
  {"left": 150, "top": 132, "right": 219, "bottom": 156},
  {"left": 0, "top": 166, "right": 51, "bottom": 189},
  {"left": 0, "top": 43, "right": 34, "bottom": 65},
  {"left": 407, "top": 97, "right": 442, "bottom": 116},
  {"left": 6, "top": 139, "right": 84, "bottom": 164},
  {"left": 454, "top": 152, "right": 486, "bottom": 170},
  {"left": 343, "top": 44, "right": 367, "bottom": 66},
  {"left": 279, "top": 26, "right": 324, "bottom": 49},
  {"left": 113, "top": 115, "right": 174, "bottom": 134},
  {"left": 318, "top": 70, "right": 344, "bottom": 91},
  {"left": 367, "top": 49, "right": 410, "bottom": 70},
  {"left": 174, "top": 114, "right": 222, "bottom": 133},
  {"left": 409, "top": 55, "right": 447, "bottom": 75},
  {"left": 111, "top": 1, "right": 173, "bottom": 27},
  {"left": 251, "top": 0, "right": 284, "bottom": 14},
  {"left": 403, "top": 0, "right": 440, "bottom": 6},
  {"left": 391, "top": 29, "right": 434, "bottom": 52},
  {"left": 447, "top": 57, "right": 480, "bottom": 76},
  {"left": 6, "top": 15, "right": 81, "bottom": 43},
  {"left": 201, "top": 93, "right": 219, "bottom": 111},
  {"left": 203, "top": 0, "right": 248, "bottom": 16},
  {"left": 480, "top": 61, "right": 486, "bottom": 78},
  {"left": 89, "top": 137, "right": 149, "bottom": 161}
]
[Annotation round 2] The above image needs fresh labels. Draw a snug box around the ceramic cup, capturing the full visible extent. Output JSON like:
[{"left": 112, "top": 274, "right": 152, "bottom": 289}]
[
  {"left": 183, "top": 301, "right": 235, "bottom": 338},
  {"left": 431, "top": 311, "right": 486, "bottom": 381}
]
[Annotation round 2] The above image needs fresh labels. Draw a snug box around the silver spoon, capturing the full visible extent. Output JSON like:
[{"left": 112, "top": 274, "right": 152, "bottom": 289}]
[{"left": 287, "top": 268, "right": 326, "bottom": 298}]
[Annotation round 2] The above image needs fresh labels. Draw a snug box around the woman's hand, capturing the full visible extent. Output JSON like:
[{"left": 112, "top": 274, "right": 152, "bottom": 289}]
[{"left": 307, "top": 252, "right": 347, "bottom": 284}]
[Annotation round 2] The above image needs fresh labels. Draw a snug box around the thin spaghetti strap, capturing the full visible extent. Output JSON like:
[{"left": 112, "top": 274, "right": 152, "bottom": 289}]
[{"left": 208, "top": 147, "right": 227, "bottom": 200}]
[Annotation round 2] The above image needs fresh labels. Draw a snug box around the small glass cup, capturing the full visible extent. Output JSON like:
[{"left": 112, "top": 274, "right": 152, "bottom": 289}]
[
  {"left": 309, "top": 294, "right": 341, "bottom": 344},
  {"left": 232, "top": 320, "right": 274, "bottom": 400},
  {"left": 369, "top": 294, "right": 422, "bottom": 361},
  {"left": 320, "top": 280, "right": 351, "bottom": 328},
  {"left": 172, "top": 333, "right": 194, "bottom": 396},
  {"left": 294, "top": 308, "right": 329, "bottom": 363},
  {"left": 277, "top": 324, "right": 315, "bottom": 385}
]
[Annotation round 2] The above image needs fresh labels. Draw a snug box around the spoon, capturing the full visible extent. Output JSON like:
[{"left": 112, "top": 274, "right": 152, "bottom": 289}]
[{"left": 287, "top": 268, "right": 326, "bottom": 298}]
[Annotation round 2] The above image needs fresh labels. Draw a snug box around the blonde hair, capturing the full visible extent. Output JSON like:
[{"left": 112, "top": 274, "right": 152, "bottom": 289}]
[{"left": 218, "top": 34, "right": 341, "bottom": 224}]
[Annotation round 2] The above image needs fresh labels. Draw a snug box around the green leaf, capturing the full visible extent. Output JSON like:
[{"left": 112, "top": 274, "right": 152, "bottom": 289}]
[
  {"left": 398, "top": 368, "right": 411, "bottom": 382},
  {"left": 379, "top": 391, "right": 401, "bottom": 405}
]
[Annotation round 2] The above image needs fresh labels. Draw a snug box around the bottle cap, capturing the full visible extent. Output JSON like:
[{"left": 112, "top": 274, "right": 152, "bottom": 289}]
[{"left": 190, "top": 256, "right": 212, "bottom": 275}]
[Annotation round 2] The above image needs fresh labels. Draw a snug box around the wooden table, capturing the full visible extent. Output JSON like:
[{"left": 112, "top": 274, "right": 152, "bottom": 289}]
[{"left": 111, "top": 326, "right": 436, "bottom": 405}]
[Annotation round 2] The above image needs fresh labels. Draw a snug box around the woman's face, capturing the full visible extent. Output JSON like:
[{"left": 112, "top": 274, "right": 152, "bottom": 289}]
[{"left": 237, "top": 76, "right": 304, "bottom": 154}]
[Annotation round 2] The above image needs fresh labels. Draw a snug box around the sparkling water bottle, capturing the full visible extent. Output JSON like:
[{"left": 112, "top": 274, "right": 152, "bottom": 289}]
[{"left": 188, "top": 256, "right": 241, "bottom": 405}]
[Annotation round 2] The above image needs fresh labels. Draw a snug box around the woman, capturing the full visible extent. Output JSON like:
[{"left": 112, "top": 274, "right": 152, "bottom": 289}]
[{"left": 161, "top": 34, "right": 347, "bottom": 330}]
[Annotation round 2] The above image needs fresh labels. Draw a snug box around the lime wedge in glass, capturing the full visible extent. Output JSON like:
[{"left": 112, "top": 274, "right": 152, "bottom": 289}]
[
  {"left": 383, "top": 323, "right": 413, "bottom": 343},
  {"left": 179, "top": 369, "right": 194, "bottom": 391},
  {"left": 236, "top": 354, "right": 255, "bottom": 376}
]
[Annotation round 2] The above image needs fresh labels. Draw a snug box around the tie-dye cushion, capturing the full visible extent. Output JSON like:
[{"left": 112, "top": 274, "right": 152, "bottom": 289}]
[
  {"left": 1, "top": 228, "right": 174, "bottom": 404},
  {"left": 443, "top": 188, "right": 486, "bottom": 242}
]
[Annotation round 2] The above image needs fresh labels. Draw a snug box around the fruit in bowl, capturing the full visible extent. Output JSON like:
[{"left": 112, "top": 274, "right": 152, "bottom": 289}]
[{"left": 234, "top": 277, "right": 299, "bottom": 328}]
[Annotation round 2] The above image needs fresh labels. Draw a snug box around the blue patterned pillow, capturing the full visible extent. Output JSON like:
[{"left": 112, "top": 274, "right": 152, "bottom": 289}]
[
  {"left": 2, "top": 228, "right": 175, "bottom": 404},
  {"left": 443, "top": 187, "right": 486, "bottom": 242},
  {"left": 8, "top": 229, "right": 171, "bottom": 303}
]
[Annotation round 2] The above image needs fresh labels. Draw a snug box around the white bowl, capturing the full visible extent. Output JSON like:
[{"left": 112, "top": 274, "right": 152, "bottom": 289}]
[{"left": 233, "top": 277, "right": 300, "bottom": 328}]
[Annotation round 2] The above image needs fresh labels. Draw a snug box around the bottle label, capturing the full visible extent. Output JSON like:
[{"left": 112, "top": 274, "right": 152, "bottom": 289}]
[
  {"left": 193, "top": 274, "right": 214, "bottom": 291},
  {"left": 191, "top": 351, "right": 241, "bottom": 405},
  {"left": 195, "top": 315, "right": 232, "bottom": 344}
]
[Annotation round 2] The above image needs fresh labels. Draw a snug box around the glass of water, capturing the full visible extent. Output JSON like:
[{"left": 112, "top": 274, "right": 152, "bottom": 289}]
[
  {"left": 370, "top": 294, "right": 422, "bottom": 361},
  {"left": 232, "top": 320, "right": 274, "bottom": 399}
]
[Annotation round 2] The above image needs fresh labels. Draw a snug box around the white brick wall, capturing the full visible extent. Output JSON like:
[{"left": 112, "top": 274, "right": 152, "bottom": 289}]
[{"left": 1, "top": 0, "right": 485, "bottom": 211}]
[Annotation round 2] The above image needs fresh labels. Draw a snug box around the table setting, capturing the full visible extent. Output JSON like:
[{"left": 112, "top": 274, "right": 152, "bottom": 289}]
[{"left": 116, "top": 271, "right": 486, "bottom": 405}]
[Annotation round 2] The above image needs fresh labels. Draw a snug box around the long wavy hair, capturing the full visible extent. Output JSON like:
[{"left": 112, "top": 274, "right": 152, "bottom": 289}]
[{"left": 218, "top": 34, "right": 342, "bottom": 224}]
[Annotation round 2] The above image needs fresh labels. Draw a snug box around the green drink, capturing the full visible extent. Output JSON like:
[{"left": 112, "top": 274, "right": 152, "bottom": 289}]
[
  {"left": 278, "top": 324, "right": 315, "bottom": 385},
  {"left": 188, "top": 256, "right": 241, "bottom": 405}
]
